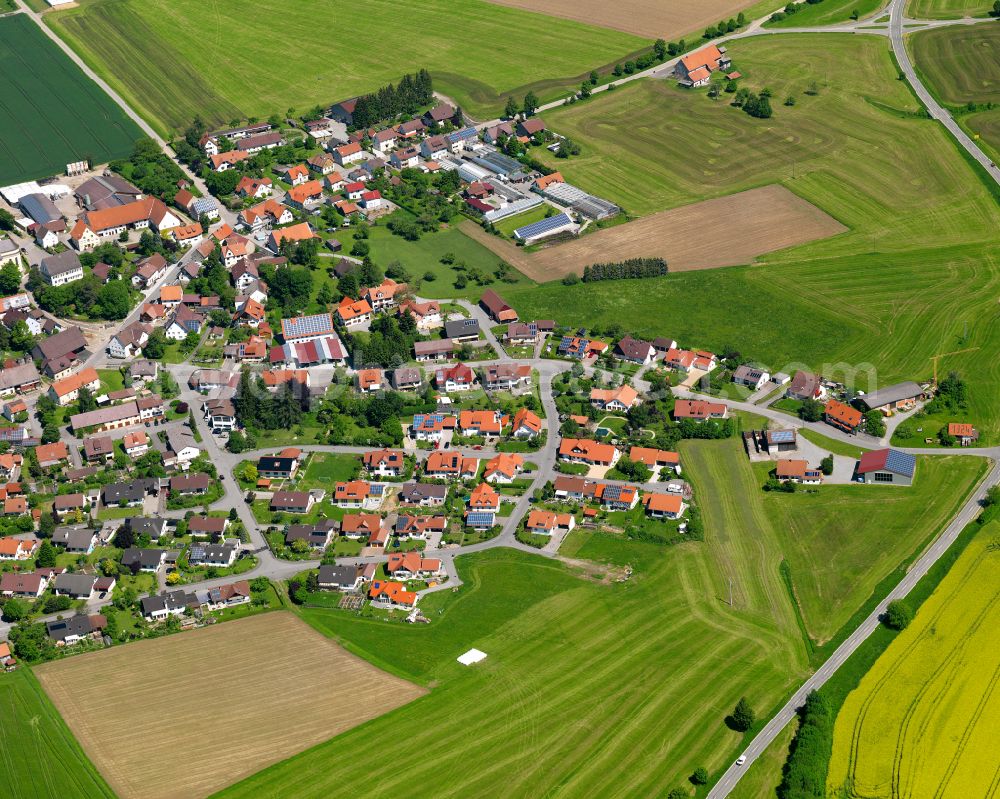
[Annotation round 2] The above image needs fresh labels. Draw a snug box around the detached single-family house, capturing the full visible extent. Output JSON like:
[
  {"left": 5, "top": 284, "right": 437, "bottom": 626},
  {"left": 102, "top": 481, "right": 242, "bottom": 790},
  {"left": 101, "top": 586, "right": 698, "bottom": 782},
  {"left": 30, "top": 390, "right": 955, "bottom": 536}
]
[
  {"left": 613, "top": 336, "right": 655, "bottom": 365},
  {"left": 525, "top": 510, "right": 575, "bottom": 535},
  {"left": 732, "top": 365, "right": 771, "bottom": 391},
  {"left": 673, "top": 400, "right": 728, "bottom": 422}
]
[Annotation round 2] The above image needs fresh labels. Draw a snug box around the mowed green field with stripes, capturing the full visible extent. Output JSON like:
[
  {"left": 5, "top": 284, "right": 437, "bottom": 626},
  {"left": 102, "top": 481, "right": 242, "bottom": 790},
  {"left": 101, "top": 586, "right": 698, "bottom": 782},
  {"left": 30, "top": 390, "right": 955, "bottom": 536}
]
[
  {"left": 828, "top": 522, "right": 1000, "bottom": 797},
  {"left": 214, "top": 440, "right": 982, "bottom": 797},
  {"left": 0, "top": 14, "right": 141, "bottom": 183},
  {"left": 0, "top": 670, "right": 115, "bottom": 798},
  {"left": 45, "top": 0, "right": 646, "bottom": 136}
]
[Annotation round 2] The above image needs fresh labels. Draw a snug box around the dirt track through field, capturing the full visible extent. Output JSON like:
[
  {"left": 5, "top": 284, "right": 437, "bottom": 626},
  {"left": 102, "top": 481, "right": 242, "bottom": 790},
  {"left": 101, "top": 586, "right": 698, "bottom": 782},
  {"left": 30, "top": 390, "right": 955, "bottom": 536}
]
[
  {"left": 462, "top": 185, "right": 846, "bottom": 282},
  {"left": 485, "top": 0, "right": 756, "bottom": 41},
  {"left": 35, "top": 612, "right": 425, "bottom": 799}
]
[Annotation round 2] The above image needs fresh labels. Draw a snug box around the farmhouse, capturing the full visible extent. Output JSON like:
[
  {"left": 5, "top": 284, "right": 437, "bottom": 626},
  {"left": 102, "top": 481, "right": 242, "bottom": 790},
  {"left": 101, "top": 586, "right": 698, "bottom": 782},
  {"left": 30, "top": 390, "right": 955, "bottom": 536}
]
[
  {"left": 39, "top": 251, "right": 83, "bottom": 287},
  {"left": 855, "top": 448, "right": 916, "bottom": 485},
  {"left": 948, "top": 423, "right": 979, "bottom": 446},
  {"left": 675, "top": 44, "right": 731, "bottom": 87},
  {"left": 673, "top": 400, "right": 728, "bottom": 421},
  {"left": 859, "top": 382, "right": 923, "bottom": 414},
  {"left": 48, "top": 367, "right": 100, "bottom": 406},
  {"left": 775, "top": 460, "right": 823, "bottom": 484},
  {"left": 824, "top": 399, "right": 863, "bottom": 434},
  {"left": 559, "top": 438, "right": 619, "bottom": 467}
]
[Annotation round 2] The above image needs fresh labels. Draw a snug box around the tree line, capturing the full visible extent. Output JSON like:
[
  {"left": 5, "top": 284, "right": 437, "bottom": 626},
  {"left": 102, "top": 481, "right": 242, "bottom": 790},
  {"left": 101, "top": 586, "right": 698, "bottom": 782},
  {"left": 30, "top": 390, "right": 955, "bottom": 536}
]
[
  {"left": 582, "top": 258, "right": 668, "bottom": 282},
  {"left": 777, "top": 691, "right": 832, "bottom": 799},
  {"left": 349, "top": 70, "right": 434, "bottom": 130}
]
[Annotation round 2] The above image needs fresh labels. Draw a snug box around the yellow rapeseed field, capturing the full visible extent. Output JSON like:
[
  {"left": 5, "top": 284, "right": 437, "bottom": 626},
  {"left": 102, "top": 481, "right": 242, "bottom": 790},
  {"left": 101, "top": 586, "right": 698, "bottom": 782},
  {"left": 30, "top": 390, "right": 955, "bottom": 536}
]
[{"left": 828, "top": 524, "right": 1000, "bottom": 798}]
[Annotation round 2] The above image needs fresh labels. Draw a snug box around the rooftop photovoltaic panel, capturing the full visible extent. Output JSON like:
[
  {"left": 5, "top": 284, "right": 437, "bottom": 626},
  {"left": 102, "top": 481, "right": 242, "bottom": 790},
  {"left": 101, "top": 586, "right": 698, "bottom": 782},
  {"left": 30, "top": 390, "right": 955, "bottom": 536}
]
[
  {"left": 603, "top": 484, "right": 622, "bottom": 501},
  {"left": 466, "top": 512, "right": 494, "bottom": 525},
  {"left": 885, "top": 449, "right": 916, "bottom": 477},
  {"left": 514, "top": 212, "right": 572, "bottom": 240},
  {"left": 769, "top": 430, "right": 795, "bottom": 443},
  {"left": 282, "top": 313, "right": 334, "bottom": 339}
]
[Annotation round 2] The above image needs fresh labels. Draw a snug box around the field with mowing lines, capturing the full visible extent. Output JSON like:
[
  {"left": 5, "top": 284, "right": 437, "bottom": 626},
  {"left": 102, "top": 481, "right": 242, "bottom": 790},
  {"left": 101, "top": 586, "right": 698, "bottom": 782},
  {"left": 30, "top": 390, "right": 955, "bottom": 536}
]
[
  {"left": 764, "top": 0, "right": 885, "bottom": 27},
  {"left": 757, "top": 455, "right": 987, "bottom": 644},
  {"left": 0, "top": 14, "right": 142, "bottom": 183},
  {"left": 36, "top": 613, "right": 424, "bottom": 799},
  {"left": 0, "top": 670, "right": 114, "bottom": 799},
  {"left": 911, "top": 24, "right": 1000, "bottom": 105},
  {"left": 46, "top": 0, "right": 646, "bottom": 134},
  {"left": 828, "top": 522, "right": 1000, "bottom": 797},
  {"left": 906, "top": 0, "right": 991, "bottom": 18},
  {"left": 484, "top": 0, "right": 760, "bottom": 41},
  {"left": 465, "top": 185, "right": 846, "bottom": 280},
  {"left": 218, "top": 442, "right": 812, "bottom": 797}
]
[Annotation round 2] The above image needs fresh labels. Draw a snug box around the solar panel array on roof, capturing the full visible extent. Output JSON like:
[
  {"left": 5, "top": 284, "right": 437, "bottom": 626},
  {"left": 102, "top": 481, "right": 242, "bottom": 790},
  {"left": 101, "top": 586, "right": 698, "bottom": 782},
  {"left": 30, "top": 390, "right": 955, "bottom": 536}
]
[
  {"left": 602, "top": 484, "right": 623, "bottom": 501},
  {"left": 540, "top": 182, "right": 621, "bottom": 220},
  {"left": 514, "top": 212, "right": 573, "bottom": 241},
  {"left": 884, "top": 449, "right": 916, "bottom": 477},
  {"left": 282, "top": 313, "right": 334, "bottom": 340},
  {"left": 471, "top": 151, "right": 524, "bottom": 176},
  {"left": 483, "top": 196, "right": 543, "bottom": 223},
  {"left": 466, "top": 511, "right": 495, "bottom": 526},
  {"left": 769, "top": 430, "right": 795, "bottom": 443}
]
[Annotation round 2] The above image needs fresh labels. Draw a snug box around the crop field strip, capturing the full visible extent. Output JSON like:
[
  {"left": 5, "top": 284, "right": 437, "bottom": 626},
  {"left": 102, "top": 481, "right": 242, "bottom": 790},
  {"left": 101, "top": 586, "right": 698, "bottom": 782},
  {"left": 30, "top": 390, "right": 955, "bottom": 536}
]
[
  {"left": 464, "top": 185, "right": 846, "bottom": 280},
  {"left": 828, "top": 526, "right": 1000, "bottom": 797},
  {"left": 0, "top": 14, "right": 142, "bottom": 184},
  {"left": 905, "top": 0, "right": 992, "bottom": 18},
  {"left": 45, "top": 0, "right": 646, "bottom": 133},
  {"left": 483, "top": 0, "right": 762, "bottom": 41},
  {"left": 0, "top": 670, "right": 114, "bottom": 798},
  {"left": 36, "top": 612, "right": 425, "bottom": 799}
]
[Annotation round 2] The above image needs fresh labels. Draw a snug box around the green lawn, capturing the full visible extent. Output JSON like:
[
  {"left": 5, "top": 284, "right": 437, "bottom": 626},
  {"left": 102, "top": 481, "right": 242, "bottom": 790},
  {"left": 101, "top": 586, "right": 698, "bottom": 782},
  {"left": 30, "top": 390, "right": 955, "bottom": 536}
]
[
  {"left": 339, "top": 218, "right": 534, "bottom": 300},
  {"left": 96, "top": 368, "right": 126, "bottom": 393},
  {"left": 299, "top": 452, "right": 361, "bottom": 488},
  {"left": 752, "top": 453, "right": 986, "bottom": 644},
  {"left": 494, "top": 205, "right": 553, "bottom": 238},
  {"left": 0, "top": 670, "right": 115, "bottom": 798},
  {"left": 45, "top": 0, "right": 647, "bottom": 134},
  {"left": 0, "top": 14, "right": 143, "bottom": 184},
  {"left": 911, "top": 24, "right": 1000, "bottom": 155},
  {"left": 765, "top": 0, "right": 885, "bottom": 26},
  {"left": 799, "top": 428, "right": 865, "bottom": 459},
  {"left": 905, "top": 0, "right": 992, "bottom": 17}
]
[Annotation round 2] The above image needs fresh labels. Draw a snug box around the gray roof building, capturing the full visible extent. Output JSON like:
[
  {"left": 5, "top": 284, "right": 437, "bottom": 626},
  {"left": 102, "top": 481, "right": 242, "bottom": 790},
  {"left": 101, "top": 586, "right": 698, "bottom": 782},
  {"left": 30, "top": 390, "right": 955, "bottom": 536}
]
[
  {"left": 52, "top": 572, "right": 96, "bottom": 598},
  {"left": 40, "top": 251, "right": 82, "bottom": 280},
  {"left": 19, "top": 193, "right": 62, "bottom": 225}
]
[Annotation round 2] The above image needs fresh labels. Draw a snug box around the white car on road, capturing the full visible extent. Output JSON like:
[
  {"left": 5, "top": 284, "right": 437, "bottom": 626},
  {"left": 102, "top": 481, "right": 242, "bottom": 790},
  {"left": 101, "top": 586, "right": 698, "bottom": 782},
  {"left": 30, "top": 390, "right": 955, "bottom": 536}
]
[{"left": 736, "top": 755, "right": 746, "bottom": 766}]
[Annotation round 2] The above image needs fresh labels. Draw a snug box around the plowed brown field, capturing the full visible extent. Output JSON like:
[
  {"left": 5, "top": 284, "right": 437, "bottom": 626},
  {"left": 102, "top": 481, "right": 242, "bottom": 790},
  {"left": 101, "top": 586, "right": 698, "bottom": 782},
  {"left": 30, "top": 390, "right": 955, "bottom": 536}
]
[
  {"left": 35, "top": 612, "right": 425, "bottom": 799},
  {"left": 485, "top": 0, "right": 758, "bottom": 41},
  {"left": 463, "top": 185, "right": 845, "bottom": 282}
]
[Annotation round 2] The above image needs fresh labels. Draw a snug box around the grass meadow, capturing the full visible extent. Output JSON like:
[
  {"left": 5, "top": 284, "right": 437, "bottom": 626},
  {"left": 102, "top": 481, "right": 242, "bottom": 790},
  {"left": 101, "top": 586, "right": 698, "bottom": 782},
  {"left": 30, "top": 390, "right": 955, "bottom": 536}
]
[
  {"left": 46, "top": 0, "right": 646, "bottom": 134},
  {"left": 0, "top": 670, "right": 114, "bottom": 798},
  {"left": 0, "top": 14, "right": 142, "bottom": 183},
  {"left": 827, "top": 521, "right": 1000, "bottom": 797},
  {"left": 911, "top": 24, "right": 1000, "bottom": 154},
  {"left": 764, "top": 0, "right": 885, "bottom": 27},
  {"left": 905, "top": 0, "right": 992, "bottom": 17}
]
